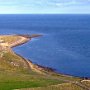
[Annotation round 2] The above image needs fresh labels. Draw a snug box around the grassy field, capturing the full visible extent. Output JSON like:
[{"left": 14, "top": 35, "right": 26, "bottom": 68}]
[{"left": 0, "top": 71, "right": 64, "bottom": 90}]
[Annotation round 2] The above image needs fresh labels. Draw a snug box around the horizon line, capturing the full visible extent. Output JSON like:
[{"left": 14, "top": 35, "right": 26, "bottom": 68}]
[{"left": 0, "top": 13, "right": 90, "bottom": 15}]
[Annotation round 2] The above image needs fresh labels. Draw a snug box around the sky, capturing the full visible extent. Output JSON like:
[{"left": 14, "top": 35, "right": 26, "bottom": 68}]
[{"left": 0, "top": 0, "right": 90, "bottom": 14}]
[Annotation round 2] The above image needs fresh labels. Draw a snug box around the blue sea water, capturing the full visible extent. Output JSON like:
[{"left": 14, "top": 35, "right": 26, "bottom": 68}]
[{"left": 0, "top": 14, "right": 90, "bottom": 77}]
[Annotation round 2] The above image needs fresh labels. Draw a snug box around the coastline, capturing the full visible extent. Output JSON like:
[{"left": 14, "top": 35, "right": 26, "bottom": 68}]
[
  {"left": 11, "top": 34, "right": 58, "bottom": 75},
  {"left": 1, "top": 34, "right": 90, "bottom": 90},
  {"left": 0, "top": 34, "right": 85, "bottom": 78},
  {"left": 10, "top": 34, "right": 82, "bottom": 78}
]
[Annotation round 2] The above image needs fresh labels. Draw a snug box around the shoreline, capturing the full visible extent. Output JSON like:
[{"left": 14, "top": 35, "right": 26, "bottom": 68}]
[
  {"left": 11, "top": 34, "right": 58, "bottom": 74},
  {"left": 0, "top": 34, "right": 88, "bottom": 79},
  {"left": 8, "top": 34, "right": 75, "bottom": 77}
]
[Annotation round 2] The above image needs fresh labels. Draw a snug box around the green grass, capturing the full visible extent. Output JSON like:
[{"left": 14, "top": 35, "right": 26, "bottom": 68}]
[
  {"left": 0, "top": 81, "right": 59, "bottom": 90},
  {"left": 0, "top": 71, "right": 64, "bottom": 90}
]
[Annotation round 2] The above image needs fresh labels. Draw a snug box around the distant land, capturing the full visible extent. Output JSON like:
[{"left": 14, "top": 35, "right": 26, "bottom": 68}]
[{"left": 0, "top": 34, "right": 90, "bottom": 90}]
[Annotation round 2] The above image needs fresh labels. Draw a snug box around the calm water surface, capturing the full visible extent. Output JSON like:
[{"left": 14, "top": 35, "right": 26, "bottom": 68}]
[{"left": 0, "top": 14, "right": 90, "bottom": 77}]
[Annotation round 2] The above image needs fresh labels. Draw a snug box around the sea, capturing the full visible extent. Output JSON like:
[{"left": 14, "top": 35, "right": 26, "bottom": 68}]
[{"left": 0, "top": 14, "right": 90, "bottom": 77}]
